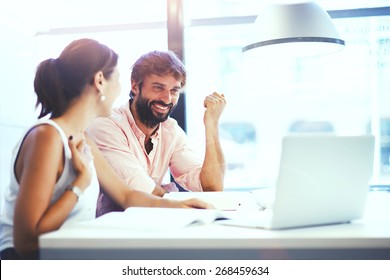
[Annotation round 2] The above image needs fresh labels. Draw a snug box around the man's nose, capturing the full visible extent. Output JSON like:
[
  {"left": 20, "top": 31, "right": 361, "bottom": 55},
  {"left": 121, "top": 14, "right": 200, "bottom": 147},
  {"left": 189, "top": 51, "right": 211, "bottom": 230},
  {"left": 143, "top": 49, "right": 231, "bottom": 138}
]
[{"left": 160, "top": 90, "right": 173, "bottom": 104}]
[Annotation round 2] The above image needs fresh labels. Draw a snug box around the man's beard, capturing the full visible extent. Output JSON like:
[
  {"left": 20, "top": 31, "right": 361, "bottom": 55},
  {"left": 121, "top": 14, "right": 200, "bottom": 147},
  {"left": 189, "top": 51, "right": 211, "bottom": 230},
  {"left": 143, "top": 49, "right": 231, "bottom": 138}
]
[{"left": 135, "top": 89, "right": 177, "bottom": 128}]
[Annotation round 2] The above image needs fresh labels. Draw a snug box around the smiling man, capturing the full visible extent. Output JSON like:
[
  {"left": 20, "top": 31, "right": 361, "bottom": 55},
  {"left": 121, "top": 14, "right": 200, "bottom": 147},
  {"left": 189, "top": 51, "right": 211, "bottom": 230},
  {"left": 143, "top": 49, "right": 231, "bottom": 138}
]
[{"left": 87, "top": 50, "right": 226, "bottom": 216}]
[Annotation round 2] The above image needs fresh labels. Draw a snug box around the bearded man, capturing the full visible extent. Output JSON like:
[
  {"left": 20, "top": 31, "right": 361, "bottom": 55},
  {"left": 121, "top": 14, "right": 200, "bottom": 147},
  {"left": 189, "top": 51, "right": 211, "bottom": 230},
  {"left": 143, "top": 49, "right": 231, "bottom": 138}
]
[{"left": 87, "top": 50, "right": 226, "bottom": 216}]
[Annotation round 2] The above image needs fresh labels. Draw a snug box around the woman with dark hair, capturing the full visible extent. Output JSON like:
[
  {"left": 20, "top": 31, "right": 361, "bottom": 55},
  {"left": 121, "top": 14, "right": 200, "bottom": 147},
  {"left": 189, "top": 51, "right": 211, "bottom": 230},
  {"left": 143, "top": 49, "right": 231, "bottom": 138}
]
[{"left": 0, "top": 39, "right": 211, "bottom": 260}]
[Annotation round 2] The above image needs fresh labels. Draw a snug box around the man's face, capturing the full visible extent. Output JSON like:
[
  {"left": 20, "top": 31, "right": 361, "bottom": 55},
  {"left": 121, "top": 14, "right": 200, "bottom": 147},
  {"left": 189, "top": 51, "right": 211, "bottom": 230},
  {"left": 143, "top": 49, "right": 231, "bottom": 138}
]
[{"left": 133, "top": 74, "right": 182, "bottom": 128}]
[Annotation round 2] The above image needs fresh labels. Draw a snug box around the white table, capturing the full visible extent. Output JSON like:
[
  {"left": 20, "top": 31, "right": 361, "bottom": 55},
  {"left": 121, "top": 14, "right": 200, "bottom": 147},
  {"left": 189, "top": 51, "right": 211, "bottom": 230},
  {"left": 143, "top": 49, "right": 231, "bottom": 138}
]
[{"left": 39, "top": 192, "right": 390, "bottom": 260}]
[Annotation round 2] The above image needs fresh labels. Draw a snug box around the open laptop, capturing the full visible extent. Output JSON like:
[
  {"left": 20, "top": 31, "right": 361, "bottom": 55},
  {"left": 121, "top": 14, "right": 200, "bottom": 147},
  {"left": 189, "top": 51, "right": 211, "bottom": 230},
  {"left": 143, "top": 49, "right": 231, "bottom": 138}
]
[
  {"left": 222, "top": 134, "right": 375, "bottom": 229},
  {"left": 166, "top": 134, "right": 375, "bottom": 230}
]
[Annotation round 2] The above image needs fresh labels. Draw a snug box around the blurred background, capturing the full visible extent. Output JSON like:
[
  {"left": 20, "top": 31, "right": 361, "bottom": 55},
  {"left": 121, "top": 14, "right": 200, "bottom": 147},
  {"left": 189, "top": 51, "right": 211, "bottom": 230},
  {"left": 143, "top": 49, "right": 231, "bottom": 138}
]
[{"left": 0, "top": 0, "right": 389, "bottom": 194}]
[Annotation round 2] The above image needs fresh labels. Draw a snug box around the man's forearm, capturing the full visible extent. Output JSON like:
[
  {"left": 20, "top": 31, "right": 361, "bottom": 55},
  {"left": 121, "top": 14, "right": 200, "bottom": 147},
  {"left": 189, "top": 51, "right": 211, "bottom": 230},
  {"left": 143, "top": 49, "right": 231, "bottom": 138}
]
[
  {"left": 200, "top": 91, "right": 226, "bottom": 191},
  {"left": 200, "top": 130, "right": 226, "bottom": 191}
]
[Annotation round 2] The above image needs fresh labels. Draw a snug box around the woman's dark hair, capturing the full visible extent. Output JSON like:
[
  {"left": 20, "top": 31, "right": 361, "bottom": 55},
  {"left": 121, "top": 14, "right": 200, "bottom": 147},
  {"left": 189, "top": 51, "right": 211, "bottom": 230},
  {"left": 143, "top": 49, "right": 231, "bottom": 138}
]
[
  {"left": 129, "top": 50, "right": 186, "bottom": 99},
  {"left": 34, "top": 38, "right": 118, "bottom": 118}
]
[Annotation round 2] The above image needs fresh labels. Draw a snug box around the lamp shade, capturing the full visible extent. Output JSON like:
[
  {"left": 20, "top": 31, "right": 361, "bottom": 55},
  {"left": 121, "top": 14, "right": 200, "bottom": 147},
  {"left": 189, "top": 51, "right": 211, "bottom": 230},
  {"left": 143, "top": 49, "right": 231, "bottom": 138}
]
[{"left": 242, "top": 1, "right": 345, "bottom": 57}]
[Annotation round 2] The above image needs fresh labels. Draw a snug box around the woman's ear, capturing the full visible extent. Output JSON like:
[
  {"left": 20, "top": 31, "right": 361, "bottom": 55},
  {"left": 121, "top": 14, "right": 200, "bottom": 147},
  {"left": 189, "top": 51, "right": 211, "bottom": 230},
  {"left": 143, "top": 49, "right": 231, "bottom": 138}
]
[{"left": 93, "top": 71, "right": 104, "bottom": 90}]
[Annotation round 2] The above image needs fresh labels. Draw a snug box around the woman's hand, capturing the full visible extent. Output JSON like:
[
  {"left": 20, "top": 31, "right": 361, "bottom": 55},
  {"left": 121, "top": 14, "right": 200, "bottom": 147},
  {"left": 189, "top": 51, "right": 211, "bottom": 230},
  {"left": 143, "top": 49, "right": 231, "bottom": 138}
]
[{"left": 68, "top": 135, "right": 92, "bottom": 191}]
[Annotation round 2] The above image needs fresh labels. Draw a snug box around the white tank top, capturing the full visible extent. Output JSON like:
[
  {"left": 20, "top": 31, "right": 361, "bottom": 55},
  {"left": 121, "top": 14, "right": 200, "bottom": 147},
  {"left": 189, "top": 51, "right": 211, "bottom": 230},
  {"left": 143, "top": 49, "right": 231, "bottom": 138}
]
[{"left": 0, "top": 119, "right": 99, "bottom": 251}]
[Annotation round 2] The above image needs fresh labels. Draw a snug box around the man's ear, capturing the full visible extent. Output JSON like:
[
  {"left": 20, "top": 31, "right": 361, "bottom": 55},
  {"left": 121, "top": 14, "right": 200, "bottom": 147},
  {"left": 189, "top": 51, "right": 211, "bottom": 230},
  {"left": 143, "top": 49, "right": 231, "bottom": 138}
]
[{"left": 131, "top": 80, "right": 139, "bottom": 95}]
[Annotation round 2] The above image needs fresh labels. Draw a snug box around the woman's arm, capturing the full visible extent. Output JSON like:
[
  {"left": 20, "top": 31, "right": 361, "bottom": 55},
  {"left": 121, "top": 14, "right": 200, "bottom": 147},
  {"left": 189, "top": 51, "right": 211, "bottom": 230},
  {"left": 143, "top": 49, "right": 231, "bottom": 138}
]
[
  {"left": 87, "top": 136, "right": 213, "bottom": 209},
  {"left": 13, "top": 126, "right": 92, "bottom": 256}
]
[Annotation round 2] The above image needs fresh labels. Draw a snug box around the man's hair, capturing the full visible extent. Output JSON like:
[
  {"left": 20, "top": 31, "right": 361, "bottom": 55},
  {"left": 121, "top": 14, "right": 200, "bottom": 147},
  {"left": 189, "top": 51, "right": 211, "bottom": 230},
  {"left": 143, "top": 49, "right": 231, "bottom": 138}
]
[{"left": 129, "top": 50, "right": 186, "bottom": 99}]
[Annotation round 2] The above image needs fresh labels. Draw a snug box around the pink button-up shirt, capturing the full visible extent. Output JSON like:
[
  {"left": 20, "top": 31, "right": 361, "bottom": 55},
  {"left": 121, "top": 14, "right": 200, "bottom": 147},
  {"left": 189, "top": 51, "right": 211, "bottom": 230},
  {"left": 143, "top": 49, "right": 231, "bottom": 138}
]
[{"left": 87, "top": 102, "right": 203, "bottom": 215}]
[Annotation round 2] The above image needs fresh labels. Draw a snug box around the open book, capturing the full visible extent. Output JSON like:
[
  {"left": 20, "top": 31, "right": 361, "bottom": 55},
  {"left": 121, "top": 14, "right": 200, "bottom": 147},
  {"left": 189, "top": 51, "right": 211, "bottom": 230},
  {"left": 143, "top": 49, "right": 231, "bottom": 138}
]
[
  {"left": 76, "top": 207, "right": 237, "bottom": 231},
  {"left": 75, "top": 190, "right": 275, "bottom": 231},
  {"left": 163, "top": 189, "right": 275, "bottom": 211}
]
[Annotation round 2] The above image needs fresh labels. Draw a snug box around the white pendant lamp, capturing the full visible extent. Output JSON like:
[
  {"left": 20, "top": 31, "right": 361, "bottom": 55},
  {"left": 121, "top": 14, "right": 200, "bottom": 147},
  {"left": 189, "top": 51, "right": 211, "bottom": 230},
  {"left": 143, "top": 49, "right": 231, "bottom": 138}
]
[{"left": 242, "top": 1, "right": 345, "bottom": 57}]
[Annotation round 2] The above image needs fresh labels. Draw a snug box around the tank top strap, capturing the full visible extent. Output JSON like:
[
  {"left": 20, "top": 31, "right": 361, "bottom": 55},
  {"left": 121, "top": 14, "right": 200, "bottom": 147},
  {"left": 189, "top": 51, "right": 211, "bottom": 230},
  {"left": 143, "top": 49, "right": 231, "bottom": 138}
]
[{"left": 34, "top": 119, "right": 71, "bottom": 158}]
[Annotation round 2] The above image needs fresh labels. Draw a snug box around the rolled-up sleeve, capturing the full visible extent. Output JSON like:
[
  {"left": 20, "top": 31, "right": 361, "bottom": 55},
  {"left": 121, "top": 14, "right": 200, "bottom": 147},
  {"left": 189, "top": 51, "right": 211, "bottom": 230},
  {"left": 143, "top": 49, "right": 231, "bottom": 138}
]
[
  {"left": 87, "top": 116, "right": 156, "bottom": 194},
  {"left": 169, "top": 126, "right": 203, "bottom": 192}
]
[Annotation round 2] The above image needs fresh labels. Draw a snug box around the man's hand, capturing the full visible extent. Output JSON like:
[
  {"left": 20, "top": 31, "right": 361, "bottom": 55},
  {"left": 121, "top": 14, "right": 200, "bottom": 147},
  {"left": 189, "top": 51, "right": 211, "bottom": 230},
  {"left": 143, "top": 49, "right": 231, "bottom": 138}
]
[
  {"left": 162, "top": 182, "right": 179, "bottom": 193},
  {"left": 203, "top": 92, "right": 226, "bottom": 127},
  {"left": 152, "top": 182, "right": 179, "bottom": 197}
]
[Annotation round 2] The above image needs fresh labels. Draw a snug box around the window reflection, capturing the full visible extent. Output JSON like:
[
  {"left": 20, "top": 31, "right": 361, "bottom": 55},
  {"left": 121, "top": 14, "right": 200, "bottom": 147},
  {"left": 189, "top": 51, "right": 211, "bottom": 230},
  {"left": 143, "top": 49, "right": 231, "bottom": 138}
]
[
  {"left": 368, "top": 118, "right": 390, "bottom": 175},
  {"left": 289, "top": 121, "right": 334, "bottom": 133},
  {"left": 220, "top": 122, "right": 256, "bottom": 170}
]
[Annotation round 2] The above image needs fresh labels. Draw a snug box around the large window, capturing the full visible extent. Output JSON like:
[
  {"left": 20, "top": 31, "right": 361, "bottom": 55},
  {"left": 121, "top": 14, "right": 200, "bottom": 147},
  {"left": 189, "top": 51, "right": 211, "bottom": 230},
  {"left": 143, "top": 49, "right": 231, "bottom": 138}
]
[
  {"left": 1, "top": 0, "right": 389, "bottom": 196},
  {"left": 0, "top": 0, "right": 168, "bottom": 200},
  {"left": 183, "top": 0, "right": 390, "bottom": 188}
]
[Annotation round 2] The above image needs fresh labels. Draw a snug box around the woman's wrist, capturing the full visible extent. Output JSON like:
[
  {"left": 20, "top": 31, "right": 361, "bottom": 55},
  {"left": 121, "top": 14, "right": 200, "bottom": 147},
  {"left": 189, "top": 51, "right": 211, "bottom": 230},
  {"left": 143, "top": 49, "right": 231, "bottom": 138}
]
[
  {"left": 71, "top": 174, "right": 91, "bottom": 190},
  {"left": 65, "top": 185, "right": 83, "bottom": 201}
]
